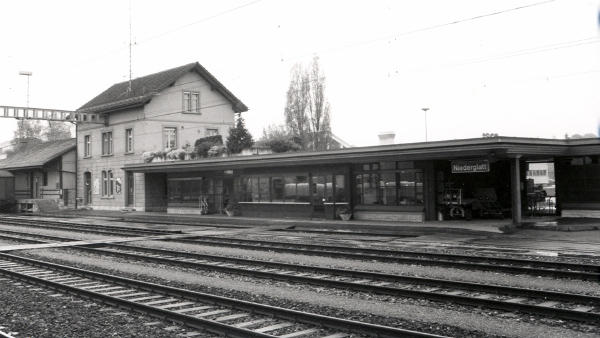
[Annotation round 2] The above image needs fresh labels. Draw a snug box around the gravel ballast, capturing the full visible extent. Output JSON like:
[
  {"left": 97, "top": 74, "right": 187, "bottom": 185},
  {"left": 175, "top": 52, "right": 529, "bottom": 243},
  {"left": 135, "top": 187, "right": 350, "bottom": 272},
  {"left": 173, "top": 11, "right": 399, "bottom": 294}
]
[
  {"left": 130, "top": 239, "right": 600, "bottom": 296},
  {"left": 13, "top": 248, "right": 600, "bottom": 338},
  {"left": 0, "top": 278, "right": 208, "bottom": 337}
]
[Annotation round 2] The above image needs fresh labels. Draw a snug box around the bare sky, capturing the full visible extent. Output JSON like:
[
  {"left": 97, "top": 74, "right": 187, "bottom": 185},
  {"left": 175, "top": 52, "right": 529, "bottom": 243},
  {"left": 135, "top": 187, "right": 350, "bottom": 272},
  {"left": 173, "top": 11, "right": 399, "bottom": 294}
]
[{"left": 1, "top": 0, "right": 599, "bottom": 146}]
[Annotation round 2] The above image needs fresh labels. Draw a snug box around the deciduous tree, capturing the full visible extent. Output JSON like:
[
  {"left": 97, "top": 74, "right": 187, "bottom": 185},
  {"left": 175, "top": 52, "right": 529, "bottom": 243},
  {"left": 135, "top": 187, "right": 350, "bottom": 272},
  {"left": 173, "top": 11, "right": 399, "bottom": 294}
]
[
  {"left": 284, "top": 56, "right": 333, "bottom": 151},
  {"left": 44, "top": 121, "right": 73, "bottom": 140}
]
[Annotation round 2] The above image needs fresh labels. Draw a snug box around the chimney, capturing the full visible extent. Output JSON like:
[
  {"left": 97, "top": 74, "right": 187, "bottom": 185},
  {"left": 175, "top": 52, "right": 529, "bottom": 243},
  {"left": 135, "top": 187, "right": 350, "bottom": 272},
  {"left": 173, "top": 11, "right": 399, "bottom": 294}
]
[{"left": 378, "top": 131, "right": 395, "bottom": 145}]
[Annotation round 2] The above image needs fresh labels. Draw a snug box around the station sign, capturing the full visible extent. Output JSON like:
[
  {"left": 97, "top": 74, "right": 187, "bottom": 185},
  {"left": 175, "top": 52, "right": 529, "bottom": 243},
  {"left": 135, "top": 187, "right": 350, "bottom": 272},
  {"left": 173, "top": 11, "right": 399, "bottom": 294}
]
[{"left": 451, "top": 159, "right": 490, "bottom": 174}]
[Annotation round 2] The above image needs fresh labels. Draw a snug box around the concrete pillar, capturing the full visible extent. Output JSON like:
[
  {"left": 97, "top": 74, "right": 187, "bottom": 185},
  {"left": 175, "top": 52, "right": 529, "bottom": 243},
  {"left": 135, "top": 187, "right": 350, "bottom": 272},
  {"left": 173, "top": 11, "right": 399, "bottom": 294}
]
[
  {"left": 510, "top": 156, "right": 522, "bottom": 225},
  {"left": 423, "top": 161, "right": 437, "bottom": 221}
]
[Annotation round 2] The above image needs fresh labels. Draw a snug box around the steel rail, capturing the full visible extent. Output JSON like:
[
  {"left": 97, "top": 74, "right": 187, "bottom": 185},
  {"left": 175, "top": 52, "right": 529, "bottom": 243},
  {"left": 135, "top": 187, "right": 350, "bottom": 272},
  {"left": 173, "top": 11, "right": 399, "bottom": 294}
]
[
  {"left": 5, "top": 216, "right": 598, "bottom": 274},
  {"left": 80, "top": 244, "right": 599, "bottom": 323},
  {"left": 0, "top": 214, "right": 246, "bottom": 230},
  {"left": 0, "top": 331, "right": 14, "bottom": 338},
  {"left": 192, "top": 236, "right": 600, "bottom": 272},
  {"left": 169, "top": 237, "right": 600, "bottom": 280},
  {"left": 0, "top": 229, "right": 73, "bottom": 242},
  {"left": 0, "top": 233, "right": 42, "bottom": 244},
  {"left": 2, "top": 230, "right": 599, "bottom": 323},
  {"left": 2, "top": 231, "right": 597, "bottom": 306},
  {"left": 0, "top": 252, "right": 444, "bottom": 338},
  {"left": 1, "top": 221, "right": 597, "bottom": 281},
  {"left": 0, "top": 217, "right": 181, "bottom": 236},
  {"left": 3, "top": 230, "right": 597, "bottom": 324}
]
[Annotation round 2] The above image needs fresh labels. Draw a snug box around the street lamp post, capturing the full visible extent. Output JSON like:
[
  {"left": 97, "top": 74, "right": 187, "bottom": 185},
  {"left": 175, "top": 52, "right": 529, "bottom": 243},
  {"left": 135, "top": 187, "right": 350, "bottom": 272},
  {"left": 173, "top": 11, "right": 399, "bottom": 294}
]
[{"left": 422, "top": 107, "right": 429, "bottom": 142}]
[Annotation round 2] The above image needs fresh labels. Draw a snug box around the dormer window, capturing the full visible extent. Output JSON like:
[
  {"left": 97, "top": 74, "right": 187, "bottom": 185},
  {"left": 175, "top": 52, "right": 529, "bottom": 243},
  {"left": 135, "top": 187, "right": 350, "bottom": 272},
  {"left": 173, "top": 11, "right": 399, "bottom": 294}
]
[{"left": 183, "top": 91, "right": 200, "bottom": 113}]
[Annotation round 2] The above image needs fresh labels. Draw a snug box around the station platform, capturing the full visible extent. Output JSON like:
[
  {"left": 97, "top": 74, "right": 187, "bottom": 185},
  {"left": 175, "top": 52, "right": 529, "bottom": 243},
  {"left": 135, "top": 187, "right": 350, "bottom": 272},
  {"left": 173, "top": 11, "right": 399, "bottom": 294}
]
[
  {"left": 26, "top": 209, "right": 514, "bottom": 235},
  {"left": 2, "top": 210, "right": 599, "bottom": 257}
]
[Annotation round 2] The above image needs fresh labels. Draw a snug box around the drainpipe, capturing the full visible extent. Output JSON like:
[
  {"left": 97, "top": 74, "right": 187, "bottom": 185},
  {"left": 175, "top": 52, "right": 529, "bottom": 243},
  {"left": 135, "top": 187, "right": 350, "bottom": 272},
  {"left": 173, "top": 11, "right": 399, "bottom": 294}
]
[{"left": 75, "top": 123, "right": 78, "bottom": 209}]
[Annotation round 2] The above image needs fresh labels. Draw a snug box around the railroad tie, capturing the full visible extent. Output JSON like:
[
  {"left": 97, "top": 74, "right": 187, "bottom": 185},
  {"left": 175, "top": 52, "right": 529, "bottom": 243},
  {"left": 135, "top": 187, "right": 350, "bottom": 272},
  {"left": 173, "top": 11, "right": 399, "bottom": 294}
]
[
  {"left": 45, "top": 277, "right": 82, "bottom": 283},
  {"left": 173, "top": 306, "right": 213, "bottom": 314},
  {"left": 572, "top": 306, "right": 595, "bottom": 312},
  {"left": 93, "top": 286, "right": 125, "bottom": 293},
  {"left": 102, "top": 289, "right": 138, "bottom": 296},
  {"left": 254, "top": 322, "right": 294, "bottom": 333},
  {"left": 421, "top": 287, "right": 440, "bottom": 292},
  {"left": 116, "top": 292, "right": 148, "bottom": 298},
  {"left": 234, "top": 319, "right": 270, "bottom": 328},
  {"left": 352, "top": 279, "right": 371, "bottom": 284},
  {"left": 279, "top": 328, "right": 319, "bottom": 338},
  {"left": 293, "top": 272, "right": 311, "bottom": 277},
  {"left": 536, "top": 301, "right": 559, "bottom": 308},
  {"left": 127, "top": 295, "right": 164, "bottom": 302},
  {"left": 142, "top": 298, "right": 178, "bottom": 306},
  {"left": 214, "top": 313, "right": 250, "bottom": 322},
  {"left": 64, "top": 281, "right": 98, "bottom": 287},
  {"left": 321, "top": 333, "right": 350, "bottom": 338},
  {"left": 194, "top": 309, "right": 230, "bottom": 318},
  {"left": 79, "top": 284, "right": 112, "bottom": 290},
  {"left": 157, "top": 302, "right": 195, "bottom": 310},
  {"left": 505, "top": 297, "right": 527, "bottom": 303},
  {"left": 143, "top": 321, "right": 162, "bottom": 326},
  {"left": 473, "top": 294, "right": 494, "bottom": 299}
]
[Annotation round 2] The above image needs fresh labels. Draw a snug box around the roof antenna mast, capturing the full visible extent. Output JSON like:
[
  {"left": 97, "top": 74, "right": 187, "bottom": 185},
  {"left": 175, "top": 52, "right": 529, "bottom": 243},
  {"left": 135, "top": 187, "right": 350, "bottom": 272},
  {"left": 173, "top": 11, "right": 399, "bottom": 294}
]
[{"left": 128, "top": 0, "right": 133, "bottom": 93}]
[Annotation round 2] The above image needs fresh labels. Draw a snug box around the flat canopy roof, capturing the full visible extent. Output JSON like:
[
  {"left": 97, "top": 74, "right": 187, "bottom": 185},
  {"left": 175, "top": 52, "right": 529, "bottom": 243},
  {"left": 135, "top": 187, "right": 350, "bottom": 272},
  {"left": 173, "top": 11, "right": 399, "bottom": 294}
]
[{"left": 124, "top": 136, "right": 600, "bottom": 173}]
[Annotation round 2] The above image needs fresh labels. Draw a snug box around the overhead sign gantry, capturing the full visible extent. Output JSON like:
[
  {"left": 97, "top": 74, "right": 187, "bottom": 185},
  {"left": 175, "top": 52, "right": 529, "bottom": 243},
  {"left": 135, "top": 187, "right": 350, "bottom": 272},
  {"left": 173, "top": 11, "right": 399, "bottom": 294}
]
[{"left": 0, "top": 105, "right": 104, "bottom": 124}]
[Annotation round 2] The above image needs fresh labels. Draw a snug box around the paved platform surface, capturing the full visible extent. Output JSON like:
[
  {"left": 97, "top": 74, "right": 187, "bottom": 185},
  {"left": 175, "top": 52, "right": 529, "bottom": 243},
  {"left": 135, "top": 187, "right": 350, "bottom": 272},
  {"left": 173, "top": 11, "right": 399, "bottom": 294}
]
[
  {"left": 2, "top": 210, "right": 598, "bottom": 257},
  {"left": 0, "top": 225, "right": 285, "bottom": 252},
  {"left": 27, "top": 209, "right": 509, "bottom": 235}
]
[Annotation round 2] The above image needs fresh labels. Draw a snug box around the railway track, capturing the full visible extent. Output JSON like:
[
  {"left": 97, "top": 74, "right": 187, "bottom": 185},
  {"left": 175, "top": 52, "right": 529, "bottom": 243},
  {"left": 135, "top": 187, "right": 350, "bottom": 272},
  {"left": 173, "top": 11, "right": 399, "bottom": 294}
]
[
  {"left": 169, "top": 236, "right": 600, "bottom": 281},
  {"left": 1, "top": 217, "right": 598, "bottom": 280},
  {"left": 0, "top": 252, "right": 442, "bottom": 338},
  {"left": 0, "top": 216, "right": 182, "bottom": 236},
  {"left": 1, "top": 231, "right": 599, "bottom": 323},
  {"left": 86, "top": 243, "right": 600, "bottom": 323}
]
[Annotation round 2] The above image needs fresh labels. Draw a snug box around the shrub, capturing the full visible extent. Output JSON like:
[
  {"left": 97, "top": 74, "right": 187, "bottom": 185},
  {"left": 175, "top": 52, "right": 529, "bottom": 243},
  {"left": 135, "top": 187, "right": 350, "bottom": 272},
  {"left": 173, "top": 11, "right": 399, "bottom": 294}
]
[
  {"left": 208, "top": 145, "right": 226, "bottom": 157},
  {"left": 194, "top": 135, "right": 223, "bottom": 158},
  {"left": 142, "top": 151, "right": 155, "bottom": 163},
  {"left": 153, "top": 150, "right": 167, "bottom": 160},
  {"left": 166, "top": 149, "right": 185, "bottom": 160},
  {"left": 194, "top": 135, "right": 223, "bottom": 147},
  {"left": 266, "top": 138, "right": 301, "bottom": 153}
]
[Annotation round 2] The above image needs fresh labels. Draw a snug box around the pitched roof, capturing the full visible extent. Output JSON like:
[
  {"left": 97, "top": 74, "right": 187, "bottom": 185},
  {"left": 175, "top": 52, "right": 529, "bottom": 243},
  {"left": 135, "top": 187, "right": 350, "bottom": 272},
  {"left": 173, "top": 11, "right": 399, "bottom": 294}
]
[
  {"left": 0, "top": 139, "right": 76, "bottom": 171},
  {"left": 78, "top": 62, "right": 248, "bottom": 114}
]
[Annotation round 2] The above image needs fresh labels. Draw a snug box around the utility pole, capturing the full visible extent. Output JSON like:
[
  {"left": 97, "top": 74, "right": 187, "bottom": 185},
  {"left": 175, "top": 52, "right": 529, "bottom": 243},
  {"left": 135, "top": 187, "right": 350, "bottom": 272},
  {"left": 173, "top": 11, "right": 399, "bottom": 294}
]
[
  {"left": 422, "top": 107, "right": 429, "bottom": 142},
  {"left": 18, "top": 71, "right": 32, "bottom": 139}
]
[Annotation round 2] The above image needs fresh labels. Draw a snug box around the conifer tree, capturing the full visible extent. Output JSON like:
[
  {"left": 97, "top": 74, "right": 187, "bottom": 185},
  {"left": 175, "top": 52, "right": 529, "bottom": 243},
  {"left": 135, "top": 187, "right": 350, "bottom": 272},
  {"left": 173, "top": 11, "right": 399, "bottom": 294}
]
[{"left": 226, "top": 114, "right": 254, "bottom": 154}]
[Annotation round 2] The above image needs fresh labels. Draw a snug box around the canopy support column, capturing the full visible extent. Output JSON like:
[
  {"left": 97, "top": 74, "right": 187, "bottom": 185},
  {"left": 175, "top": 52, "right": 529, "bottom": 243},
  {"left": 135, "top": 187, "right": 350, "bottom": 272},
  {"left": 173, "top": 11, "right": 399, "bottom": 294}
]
[{"left": 510, "top": 156, "right": 522, "bottom": 225}]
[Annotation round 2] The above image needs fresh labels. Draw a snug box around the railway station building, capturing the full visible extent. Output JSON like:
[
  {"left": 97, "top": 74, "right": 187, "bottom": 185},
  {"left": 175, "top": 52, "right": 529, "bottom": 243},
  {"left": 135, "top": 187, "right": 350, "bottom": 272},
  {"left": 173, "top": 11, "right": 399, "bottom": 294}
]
[
  {"left": 0, "top": 138, "right": 77, "bottom": 211},
  {"left": 122, "top": 137, "right": 600, "bottom": 224},
  {"left": 75, "top": 62, "right": 600, "bottom": 225}
]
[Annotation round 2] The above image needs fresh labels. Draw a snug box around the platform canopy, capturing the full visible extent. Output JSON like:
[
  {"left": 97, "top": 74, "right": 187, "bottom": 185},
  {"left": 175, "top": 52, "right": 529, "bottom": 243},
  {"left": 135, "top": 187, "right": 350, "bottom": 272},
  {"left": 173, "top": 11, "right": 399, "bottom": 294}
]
[{"left": 123, "top": 136, "right": 600, "bottom": 173}]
